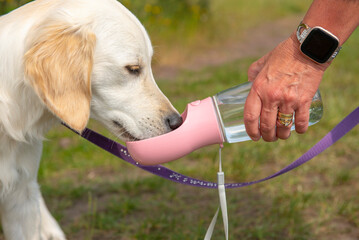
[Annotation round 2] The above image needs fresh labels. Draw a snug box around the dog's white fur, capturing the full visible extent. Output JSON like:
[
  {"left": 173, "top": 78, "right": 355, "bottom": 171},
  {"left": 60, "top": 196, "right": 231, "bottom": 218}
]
[{"left": 0, "top": 0, "right": 181, "bottom": 239}]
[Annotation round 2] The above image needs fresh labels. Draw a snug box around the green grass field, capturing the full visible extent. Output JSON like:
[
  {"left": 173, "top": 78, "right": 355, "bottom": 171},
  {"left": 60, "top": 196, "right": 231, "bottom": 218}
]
[{"left": 1, "top": 0, "right": 358, "bottom": 239}]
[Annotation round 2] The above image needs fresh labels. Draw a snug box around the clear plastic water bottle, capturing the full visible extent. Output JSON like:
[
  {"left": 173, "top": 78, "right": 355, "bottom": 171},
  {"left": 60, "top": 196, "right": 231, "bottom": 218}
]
[{"left": 213, "top": 82, "right": 323, "bottom": 143}]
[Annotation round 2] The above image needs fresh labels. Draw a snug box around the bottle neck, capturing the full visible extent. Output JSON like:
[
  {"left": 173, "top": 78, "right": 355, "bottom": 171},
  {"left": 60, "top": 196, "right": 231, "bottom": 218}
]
[{"left": 212, "top": 96, "right": 229, "bottom": 143}]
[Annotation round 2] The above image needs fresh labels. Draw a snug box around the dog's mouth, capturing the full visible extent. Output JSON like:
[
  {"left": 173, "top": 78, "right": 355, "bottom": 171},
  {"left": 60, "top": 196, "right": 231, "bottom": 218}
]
[{"left": 112, "top": 120, "right": 141, "bottom": 141}]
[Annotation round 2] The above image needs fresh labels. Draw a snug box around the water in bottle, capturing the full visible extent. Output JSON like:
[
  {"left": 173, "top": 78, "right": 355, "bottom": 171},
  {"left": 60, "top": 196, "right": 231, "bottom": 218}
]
[{"left": 213, "top": 82, "right": 323, "bottom": 143}]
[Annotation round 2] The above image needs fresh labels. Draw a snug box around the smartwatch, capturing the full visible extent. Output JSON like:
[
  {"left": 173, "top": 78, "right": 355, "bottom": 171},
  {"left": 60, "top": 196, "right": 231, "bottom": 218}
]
[{"left": 296, "top": 22, "right": 341, "bottom": 64}]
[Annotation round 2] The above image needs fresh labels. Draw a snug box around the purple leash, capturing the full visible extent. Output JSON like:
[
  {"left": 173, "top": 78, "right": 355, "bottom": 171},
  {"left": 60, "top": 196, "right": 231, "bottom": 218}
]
[{"left": 67, "top": 106, "right": 358, "bottom": 189}]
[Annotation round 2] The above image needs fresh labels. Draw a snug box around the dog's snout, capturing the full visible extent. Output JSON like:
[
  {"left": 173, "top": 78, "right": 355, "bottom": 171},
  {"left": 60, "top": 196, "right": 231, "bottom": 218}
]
[{"left": 165, "top": 113, "right": 183, "bottom": 131}]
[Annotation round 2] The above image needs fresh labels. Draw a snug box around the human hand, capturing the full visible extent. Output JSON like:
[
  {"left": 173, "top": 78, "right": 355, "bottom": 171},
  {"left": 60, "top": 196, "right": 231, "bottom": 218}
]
[{"left": 244, "top": 34, "right": 329, "bottom": 142}]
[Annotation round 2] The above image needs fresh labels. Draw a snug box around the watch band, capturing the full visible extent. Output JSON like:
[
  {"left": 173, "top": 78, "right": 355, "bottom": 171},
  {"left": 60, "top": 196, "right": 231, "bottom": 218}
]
[
  {"left": 296, "top": 21, "right": 342, "bottom": 62},
  {"left": 296, "top": 22, "right": 310, "bottom": 43}
]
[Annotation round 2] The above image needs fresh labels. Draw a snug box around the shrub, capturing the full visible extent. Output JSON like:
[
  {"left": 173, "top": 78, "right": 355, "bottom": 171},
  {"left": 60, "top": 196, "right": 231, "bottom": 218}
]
[{"left": 121, "top": 0, "right": 210, "bottom": 32}]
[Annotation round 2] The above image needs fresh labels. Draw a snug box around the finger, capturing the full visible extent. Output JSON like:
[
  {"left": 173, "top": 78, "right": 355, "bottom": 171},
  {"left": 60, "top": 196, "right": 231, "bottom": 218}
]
[
  {"left": 276, "top": 106, "right": 294, "bottom": 140},
  {"left": 260, "top": 103, "right": 278, "bottom": 142},
  {"left": 244, "top": 89, "right": 262, "bottom": 141},
  {"left": 247, "top": 52, "right": 270, "bottom": 82},
  {"left": 294, "top": 101, "right": 311, "bottom": 134}
]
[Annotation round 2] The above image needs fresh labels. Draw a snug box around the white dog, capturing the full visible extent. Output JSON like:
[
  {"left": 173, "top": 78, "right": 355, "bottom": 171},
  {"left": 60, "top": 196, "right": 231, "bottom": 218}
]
[{"left": 0, "top": 0, "right": 182, "bottom": 239}]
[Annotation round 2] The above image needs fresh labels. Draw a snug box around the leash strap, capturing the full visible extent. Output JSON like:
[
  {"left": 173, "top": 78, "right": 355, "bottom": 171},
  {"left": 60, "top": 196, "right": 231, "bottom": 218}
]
[
  {"left": 204, "top": 147, "right": 228, "bottom": 240},
  {"left": 66, "top": 106, "right": 358, "bottom": 189}
]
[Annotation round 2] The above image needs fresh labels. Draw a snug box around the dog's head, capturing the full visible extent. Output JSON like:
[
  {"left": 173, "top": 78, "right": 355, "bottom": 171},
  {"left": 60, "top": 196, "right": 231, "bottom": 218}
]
[{"left": 23, "top": 0, "right": 182, "bottom": 141}]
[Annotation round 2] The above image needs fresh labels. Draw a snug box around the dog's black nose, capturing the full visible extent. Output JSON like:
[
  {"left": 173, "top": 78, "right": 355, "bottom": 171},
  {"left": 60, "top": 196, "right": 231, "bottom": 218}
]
[{"left": 166, "top": 113, "right": 183, "bottom": 130}]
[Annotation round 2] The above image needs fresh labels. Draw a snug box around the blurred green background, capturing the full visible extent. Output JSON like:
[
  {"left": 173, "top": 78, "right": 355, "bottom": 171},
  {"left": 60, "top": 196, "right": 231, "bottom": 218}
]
[{"left": 1, "top": 0, "right": 358, "bottom": 239}]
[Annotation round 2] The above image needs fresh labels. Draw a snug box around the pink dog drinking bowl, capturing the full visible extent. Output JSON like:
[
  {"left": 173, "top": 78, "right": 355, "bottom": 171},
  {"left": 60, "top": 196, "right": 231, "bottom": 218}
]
[{"left": 126, "top": 97, "right": 224, "bottom": 165}]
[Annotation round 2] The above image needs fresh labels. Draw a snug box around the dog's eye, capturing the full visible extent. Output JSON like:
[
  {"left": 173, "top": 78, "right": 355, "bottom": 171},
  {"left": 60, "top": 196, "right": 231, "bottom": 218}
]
[{"left": 126, "top": 65, "right": 141, "bottom": 75}]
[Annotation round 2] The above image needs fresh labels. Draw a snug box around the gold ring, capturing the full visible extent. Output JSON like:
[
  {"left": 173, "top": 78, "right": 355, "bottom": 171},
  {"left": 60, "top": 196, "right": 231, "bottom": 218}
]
[{"left": 277, "top": 111, "right": 294, "bottom": 127}]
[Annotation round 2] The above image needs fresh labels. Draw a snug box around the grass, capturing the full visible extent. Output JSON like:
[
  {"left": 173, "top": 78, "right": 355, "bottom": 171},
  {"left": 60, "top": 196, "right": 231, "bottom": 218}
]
[
  {"left": 33, "top": 28, "right": 359, "bottom": 240},
  {"left": 1, "top": 0, "right": 358, "bottom": 239}
]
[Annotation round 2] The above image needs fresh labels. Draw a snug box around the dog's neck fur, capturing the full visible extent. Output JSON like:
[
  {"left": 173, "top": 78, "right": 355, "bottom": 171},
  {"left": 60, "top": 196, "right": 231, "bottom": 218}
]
[
  {"left": 0, "top": 2, "right": 59, "bottom": 144},
  {"left": 0, "top": 40, "right": 57, "bottom": 144},
  {"left": 0, "top": 82, "right": 56, "bottom": 142}
]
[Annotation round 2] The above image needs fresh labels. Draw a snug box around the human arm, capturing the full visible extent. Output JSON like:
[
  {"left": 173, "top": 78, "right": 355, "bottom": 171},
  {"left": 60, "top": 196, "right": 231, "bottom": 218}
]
[{"left": 244, "top": 0, "right": 359, "bottom": 142}]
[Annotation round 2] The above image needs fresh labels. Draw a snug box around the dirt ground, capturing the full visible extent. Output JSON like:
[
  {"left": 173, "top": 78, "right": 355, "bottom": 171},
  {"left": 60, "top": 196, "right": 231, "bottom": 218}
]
[{"left": 153, "top": 15, "right": 302, "bottom": 79}]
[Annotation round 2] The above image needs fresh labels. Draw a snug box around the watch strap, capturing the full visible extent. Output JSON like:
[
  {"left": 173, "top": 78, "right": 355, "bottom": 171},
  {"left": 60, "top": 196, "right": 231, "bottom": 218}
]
[{"left": 296, "top": 22, "right": 311, "bottom": 43}]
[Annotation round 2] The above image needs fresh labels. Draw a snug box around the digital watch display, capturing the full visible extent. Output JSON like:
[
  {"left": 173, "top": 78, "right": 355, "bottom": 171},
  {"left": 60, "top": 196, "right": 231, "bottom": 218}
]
[{"left": 297, "top": 22, "right": 341, "bottom": 64}]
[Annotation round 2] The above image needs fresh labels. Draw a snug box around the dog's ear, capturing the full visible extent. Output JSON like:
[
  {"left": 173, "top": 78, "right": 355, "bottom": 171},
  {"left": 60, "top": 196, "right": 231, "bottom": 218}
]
[{"left": 24, "top": 23, "right": 96, "bottom": 133}]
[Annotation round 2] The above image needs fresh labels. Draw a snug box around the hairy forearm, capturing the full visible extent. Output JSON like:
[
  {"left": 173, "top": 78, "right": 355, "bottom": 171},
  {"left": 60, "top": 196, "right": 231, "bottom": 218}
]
[{"left": 303, "top": 0, "right": 359, "bottom": 44}]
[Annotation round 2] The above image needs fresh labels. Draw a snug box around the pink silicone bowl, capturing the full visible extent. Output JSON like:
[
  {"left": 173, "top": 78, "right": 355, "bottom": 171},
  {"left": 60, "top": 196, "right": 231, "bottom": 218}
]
[{"left": 126, "top": 97, "right": 224, "bottom": 165}]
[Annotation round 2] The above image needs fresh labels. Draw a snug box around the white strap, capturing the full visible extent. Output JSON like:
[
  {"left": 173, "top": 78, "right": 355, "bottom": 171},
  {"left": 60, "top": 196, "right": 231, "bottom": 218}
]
[
  {"left": 204, "top": 147, "right": 229, "bottom": 240},
  {"left": 204, "top": 208, "right": 219, "bottom": 240},
  {"left": 219, "top": 183, "right": 229, "bottom": 240}
]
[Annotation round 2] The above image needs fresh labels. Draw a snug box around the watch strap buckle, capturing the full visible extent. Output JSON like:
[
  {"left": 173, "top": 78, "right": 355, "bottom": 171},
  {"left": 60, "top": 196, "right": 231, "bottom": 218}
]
[{"left": 296, "top": 21, "right": 311, "bottom": 43}]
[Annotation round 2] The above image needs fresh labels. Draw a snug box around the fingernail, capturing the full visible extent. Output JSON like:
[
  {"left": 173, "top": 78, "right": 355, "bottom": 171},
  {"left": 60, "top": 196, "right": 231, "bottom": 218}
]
[{"left": 252, "top": 135, "right": 261, "bottom": 142}]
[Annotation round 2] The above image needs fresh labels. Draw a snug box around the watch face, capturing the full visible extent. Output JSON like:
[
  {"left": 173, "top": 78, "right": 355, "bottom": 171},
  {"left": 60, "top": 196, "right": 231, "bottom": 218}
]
[{"left": 300, "top": 28, "right": 339, "bottom": 63}]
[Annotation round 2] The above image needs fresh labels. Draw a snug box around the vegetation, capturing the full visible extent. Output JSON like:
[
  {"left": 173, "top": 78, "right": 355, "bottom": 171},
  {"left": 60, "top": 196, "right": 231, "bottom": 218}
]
[
  {"left": 0, "top": 0, "right": 358, "bottom": 239},
  {"left": 0, "top": 0, "right": 29, "bottom": 14}
]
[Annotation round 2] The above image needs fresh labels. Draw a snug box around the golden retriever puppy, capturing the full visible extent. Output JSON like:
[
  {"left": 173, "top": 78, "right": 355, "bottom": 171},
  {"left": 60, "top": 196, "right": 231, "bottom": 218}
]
[{"left": 0, "top": 0, "right": 182, "bottom": 239}]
